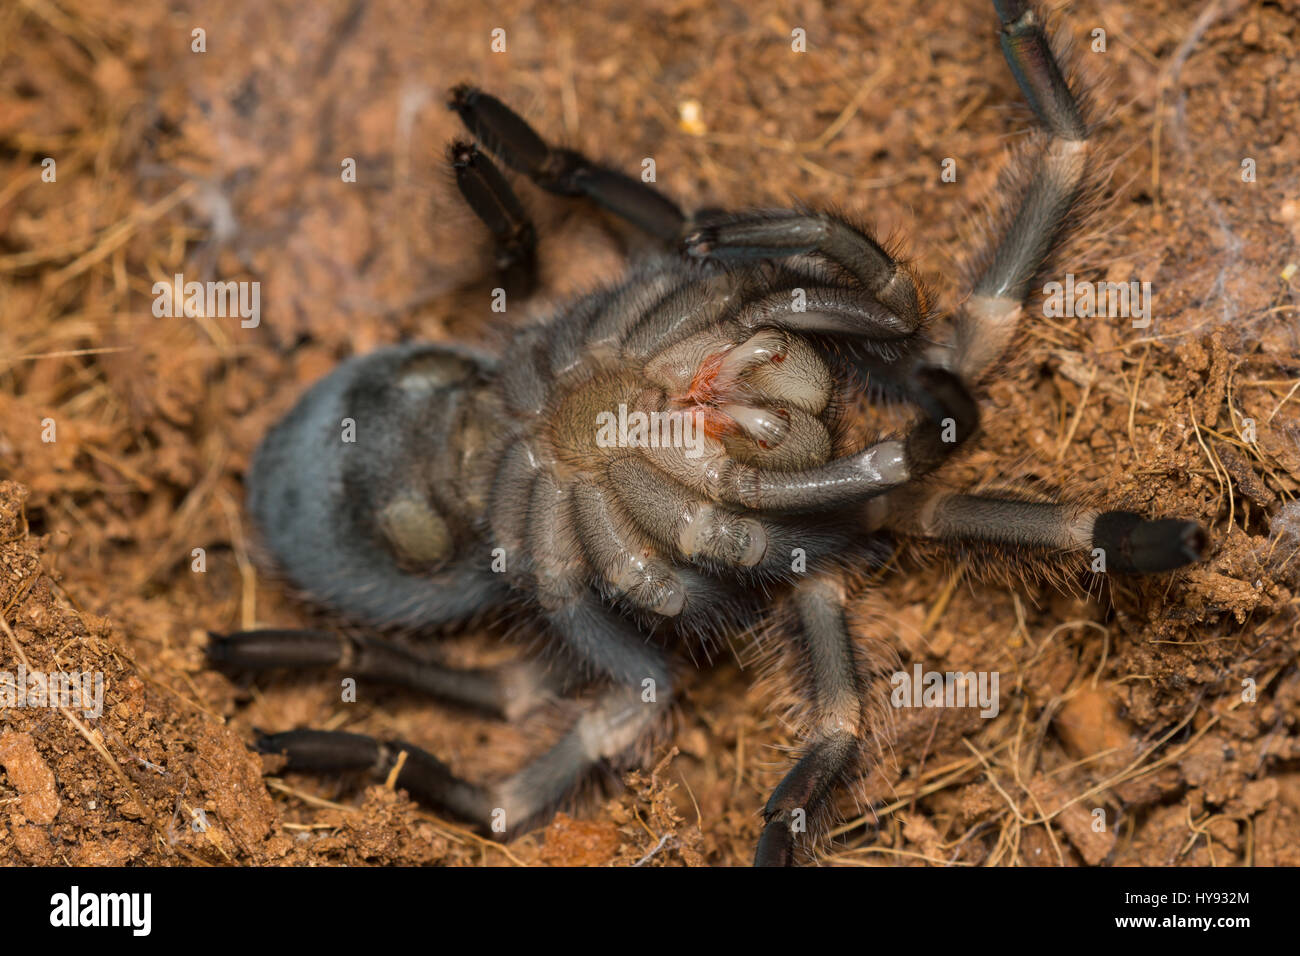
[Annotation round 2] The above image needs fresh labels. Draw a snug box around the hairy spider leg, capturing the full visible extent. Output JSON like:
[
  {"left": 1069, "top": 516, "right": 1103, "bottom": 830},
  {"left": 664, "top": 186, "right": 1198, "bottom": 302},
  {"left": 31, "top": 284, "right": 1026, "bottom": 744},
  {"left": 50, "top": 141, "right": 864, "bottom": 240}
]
[
  {"left": 448, "top": 140, "right": 539, "bottom": 298},
  {"left": 450, "top": 85, "right": 688, "bottom": 242}
]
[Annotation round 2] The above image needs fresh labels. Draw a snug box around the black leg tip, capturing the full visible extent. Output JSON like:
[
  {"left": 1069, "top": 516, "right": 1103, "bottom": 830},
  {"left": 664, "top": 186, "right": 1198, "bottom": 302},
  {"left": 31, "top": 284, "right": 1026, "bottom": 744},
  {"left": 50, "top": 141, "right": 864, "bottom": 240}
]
[
  {"left": 447, "top": 84, "right": 478, "bottom": 112},
  {"left": 911, "top": 365, "right": 980, "bottom": 437},
  {"left": 253, "top": 729, "right": 382, "bottom": 772},
  {"left": 1092, "top": 511, "right": 1209, "bottom": 574},
  {"left": 901, "top": 364, "right": 980, "bottom": 474},
  {"left": 448, "top": 139, "right": 477, "bottom": 168},
  {"left": 253, "top": 730, "right": 289, "bottom": 758},
  {"left": 753, "top": 822, "right": 795, "bottom": 867},
  {"left": 205, "top": 631, "right": 232, "bottom": 664},
  {"left": 1174, "top": 521, "right": 1209, "bottom": 564}
]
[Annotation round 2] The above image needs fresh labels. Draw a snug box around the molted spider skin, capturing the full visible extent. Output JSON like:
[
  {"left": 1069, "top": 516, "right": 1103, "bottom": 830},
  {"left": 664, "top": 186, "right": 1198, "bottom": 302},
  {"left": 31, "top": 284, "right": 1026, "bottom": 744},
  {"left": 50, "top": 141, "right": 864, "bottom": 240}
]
[{"left": 210, "top": 0, "right": 1209, "bottom": 866}]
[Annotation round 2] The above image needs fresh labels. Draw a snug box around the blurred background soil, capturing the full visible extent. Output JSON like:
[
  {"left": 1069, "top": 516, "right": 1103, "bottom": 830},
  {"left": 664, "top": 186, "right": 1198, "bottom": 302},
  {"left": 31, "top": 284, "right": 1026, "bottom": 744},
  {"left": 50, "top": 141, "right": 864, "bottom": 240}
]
[{"left": 1, "top": 0, "right": 1299, "bottom": 865}]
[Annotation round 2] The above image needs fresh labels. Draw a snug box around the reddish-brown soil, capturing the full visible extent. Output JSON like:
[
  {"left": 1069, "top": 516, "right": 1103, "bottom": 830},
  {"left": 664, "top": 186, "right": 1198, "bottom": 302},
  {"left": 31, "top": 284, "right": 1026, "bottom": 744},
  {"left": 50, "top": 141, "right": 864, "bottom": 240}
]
[{"left": 1, "top": 0, "right": 1298, "bottom": 866}]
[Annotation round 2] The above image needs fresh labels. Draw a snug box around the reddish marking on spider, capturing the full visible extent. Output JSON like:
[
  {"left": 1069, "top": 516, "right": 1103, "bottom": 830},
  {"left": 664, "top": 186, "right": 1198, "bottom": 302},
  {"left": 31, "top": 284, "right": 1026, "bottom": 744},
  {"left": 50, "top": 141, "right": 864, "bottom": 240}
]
[
  {"left": 700, "top": 406, "right": 737, "bottom": 442},
  {"left": 684, "top": 351, "right": 726, "bottom": 405},
  {"left": 671, "top": 351, "right": 753, "bottom": 442}
]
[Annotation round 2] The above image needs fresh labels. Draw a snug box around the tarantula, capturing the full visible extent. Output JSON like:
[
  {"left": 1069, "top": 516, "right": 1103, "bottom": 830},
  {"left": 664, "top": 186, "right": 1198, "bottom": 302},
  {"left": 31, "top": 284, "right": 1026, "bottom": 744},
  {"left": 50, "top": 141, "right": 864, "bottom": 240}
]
[{"left": 209, "top": 0, "right": 1207, "bottom": 865}]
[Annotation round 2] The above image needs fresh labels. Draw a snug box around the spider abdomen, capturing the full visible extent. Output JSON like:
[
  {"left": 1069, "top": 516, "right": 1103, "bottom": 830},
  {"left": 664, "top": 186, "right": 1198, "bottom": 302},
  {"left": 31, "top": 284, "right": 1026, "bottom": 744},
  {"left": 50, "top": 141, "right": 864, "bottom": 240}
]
[{"left": 247, "top": 343, "right": 508, "bottom": 628}]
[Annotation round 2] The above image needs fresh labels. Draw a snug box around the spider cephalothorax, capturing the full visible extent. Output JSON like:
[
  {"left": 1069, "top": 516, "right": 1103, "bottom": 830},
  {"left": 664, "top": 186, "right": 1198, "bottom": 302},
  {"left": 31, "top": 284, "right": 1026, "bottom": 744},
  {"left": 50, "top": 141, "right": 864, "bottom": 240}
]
[{"left": 209, "top": 0, "right": 1207, "bottom": 865}]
